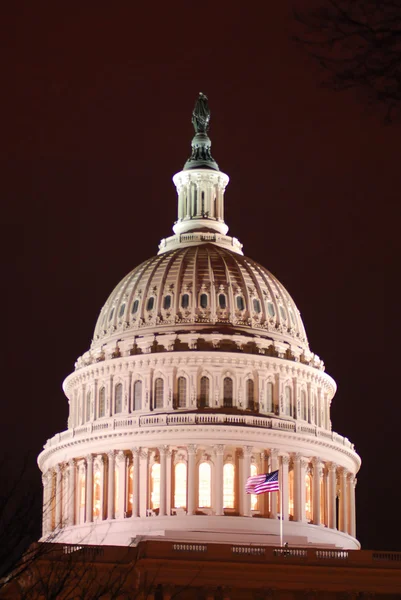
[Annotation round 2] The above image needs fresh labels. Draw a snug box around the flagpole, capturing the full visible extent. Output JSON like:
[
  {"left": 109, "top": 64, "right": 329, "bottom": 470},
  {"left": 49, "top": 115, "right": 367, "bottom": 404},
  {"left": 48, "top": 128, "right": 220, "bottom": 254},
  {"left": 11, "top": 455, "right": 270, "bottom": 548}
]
[{"left": 279, "top": 459, "right": 283, "bottom": 548}]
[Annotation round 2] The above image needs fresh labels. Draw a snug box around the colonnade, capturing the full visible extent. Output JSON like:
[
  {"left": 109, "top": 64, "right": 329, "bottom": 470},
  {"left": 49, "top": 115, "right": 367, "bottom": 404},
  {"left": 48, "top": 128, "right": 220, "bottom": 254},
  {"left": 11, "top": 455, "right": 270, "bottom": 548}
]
[{"left": 42, "top": 445, "right": 356, "bottom": 540}]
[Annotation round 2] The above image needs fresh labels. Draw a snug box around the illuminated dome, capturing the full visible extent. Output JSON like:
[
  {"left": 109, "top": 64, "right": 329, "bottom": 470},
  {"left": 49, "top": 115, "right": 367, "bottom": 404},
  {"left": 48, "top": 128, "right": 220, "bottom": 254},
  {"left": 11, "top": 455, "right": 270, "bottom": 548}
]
[{"left": 38, "top": 94, "right": 360, "bottom": 551}]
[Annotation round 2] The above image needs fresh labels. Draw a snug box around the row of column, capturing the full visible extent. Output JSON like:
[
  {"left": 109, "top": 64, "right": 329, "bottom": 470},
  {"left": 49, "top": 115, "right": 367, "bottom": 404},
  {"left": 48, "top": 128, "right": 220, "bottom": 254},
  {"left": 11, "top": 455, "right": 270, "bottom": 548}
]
[{"left": 42, "top": 446, "right": 356, "bottom": 539}]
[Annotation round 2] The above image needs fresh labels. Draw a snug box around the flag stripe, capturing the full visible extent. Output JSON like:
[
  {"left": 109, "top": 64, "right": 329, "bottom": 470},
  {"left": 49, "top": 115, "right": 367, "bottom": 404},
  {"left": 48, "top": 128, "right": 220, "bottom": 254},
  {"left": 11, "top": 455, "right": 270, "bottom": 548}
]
[{"left": 245, "top": 470, "right": 280, "bottom": 495}]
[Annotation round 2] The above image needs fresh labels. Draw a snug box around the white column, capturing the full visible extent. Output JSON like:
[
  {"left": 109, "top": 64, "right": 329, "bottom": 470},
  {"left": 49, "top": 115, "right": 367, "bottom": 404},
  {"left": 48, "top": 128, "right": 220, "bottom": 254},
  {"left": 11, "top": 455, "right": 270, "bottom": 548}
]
[
  {"left": 269, "top": 449, "right": 279, "bottom": 519},
  {"left": 313, "top": 458, "right": 322, "bottom": 525},
  {"left": 55, "top": 465, "right": 62, "bottom": 529},
  {"left": 187, "top": 444, "right": 197, "bottom": 515},
  {"left": 131, "top": 448, "right": 140, "bottom": 518},
  {"left": 107, "top": 451, "right": 115, "bottom": 520},
  {"left": 67, "top": 459, "right": 75, "bottom": 527},
  {"left": 214, "top": 444, "right": 224, "bottom": 516},
  {"left": 159, "top": 446, "right": 167, "bottom": 517},
  {"left": 281, "top": 455, "right": 290, "bottom": 521},
  {"left": 260, "top": 452, "right": 269, "bottom": 517},
  {"left": 115, "top": 451, "right": 126, "bottom": 519},
  {"left": 300, "top": 458, "right": 308, "bottom": 522},
  {"left": 339, "top": 467, "right": 348, "bottom": 533},
  {"left": 85, "top": 455, "right": 93, "bottom": 523},
  {"left": 42, "top": 471, "right": 52, "bottom": 536},
  {"left": 139, "top": 449, "right": 149, "bottom": 518},
  {"left": 166, "top": 448, "right": 172, "bottom": 516},
  {"left": 293, "top": 454, "right": 307, "bottom": 522},
  {"left": 348, "top": 473, "right": 356, "bottom": 537},
  {"left": 242, "top": 446, "right": 252, "bottom": 517},
  {"left": 328, "top": 463, "right": 337, "bottom": 529}
]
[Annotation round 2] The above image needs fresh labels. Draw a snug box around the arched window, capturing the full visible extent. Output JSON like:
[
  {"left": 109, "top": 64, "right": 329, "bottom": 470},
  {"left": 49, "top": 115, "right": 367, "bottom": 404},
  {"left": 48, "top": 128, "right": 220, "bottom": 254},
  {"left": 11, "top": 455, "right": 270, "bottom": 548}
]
[
  {"left": 127, "top": 464, "right": 134, "bottom": 516},
  {"left": 236, "top": 296, "right": 245, "bottom": 311},
  {"left": 109, "top": 308, "right": 115, "bottom": 322},
  {"left": 78, "top": 470, "right": 86, "bottom": 524},
  {"left": 305, "top": 470, "right": 313, "bottom": 522},
  {"left": 266, "top": 382, "right": 273, "bottom": 413},
  {"left": 288, "top": 469, "right": 294, "bottom": 519},
  {"left": 93, "top": 467, "right": 101, "bottom": 519},
  {"left": 301, "top": 390, "right": 307, "bottom": 421},
  {"left": 99, "top": 387, "right": 106, "bottom": 418},
  {"left": 154, "top": 378, "right": 164, "bottom": 409},
  {"left": 146, "top": 297, "right": 155, "bottom": 311},
  {"left": 320, "top": 474, "right": 326, "bottom": 526},
  {"left": 151, "top": 463, "right": 160, "bottom": 510},
  {"left": 200, "top": 293, "right": 208, "bottom": 309},
  {"left": 177, "top": 377, "right": 187, "bottom": 408},
  {"left": 218, "top": 293, "right": 227, "bottom": 309},
  {"left": 174, "top": 463, "right": 187, "bottom": 508},
  {"left": 200, "top": 376, "right": 209, "bottom": 408},
  {"left": 133, "top": 380, "right": 142, "bottom": 411},
  {"left": 223, "top": 463, "right": 235, "bottom": 509},
  {"left": 284, "top": 386, "right": 292, "bottom": 417},
  {"left": 198, "top": 462, "right": 211, "bottom": 507},
  {"left": 223, "top": 377, "right": 233, "bottom": 407},
  {"left": 181, "top": 294, "right": 189, "bottom": 309},
  {"left": 246, "top": 379, "right": 255, "bottom": 411},
  {"left": 267, "top": 302, "right": 275, "bottom": 317},
  {"left": 250, "top": 463, "right": 258, "bottom": 510},
  {"left": 253, "top": 298, "right": 261, "bottom": 313},
  {"left": 86, "top": 391, "right": 91, "bottom": 422},
  {"left": 131, "top": 299, "right": 139, "bottom": 314},
  {"left": 118, "top": 303, "right": 126, "bottom": 318},
  {"left": 280, "top": 306, "right": 287, "bottom": 321},
  {"left": 163, "top": 295, "right": 171, "bottom": 310},
  {"left": 115, "top": 384, "right": 123, "bottom": 414}
]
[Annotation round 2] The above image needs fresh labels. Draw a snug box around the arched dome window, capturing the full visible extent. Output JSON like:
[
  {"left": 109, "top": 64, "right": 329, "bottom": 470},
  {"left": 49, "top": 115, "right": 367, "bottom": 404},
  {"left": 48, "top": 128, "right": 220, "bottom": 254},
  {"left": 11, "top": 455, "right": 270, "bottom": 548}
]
[
  {"left": 253, "top": 298, "right": 261, "bottom": 313},
  {"left": 108, "top": 308, "right": 115, "bottom": 322},
  {"left": 86, "top": 391, "right": 91, "bottom": 422},
  {"left": 99, "top": 387, "right": 106, "bottom": 418},
  {"left": 236, "top": 296, "right": 245, "bottom": 311},
  {"left": 131, "top": 299, "right": 139, "bottom": 314},
  {"left": 93, "top": 466, "right": 101, "bottom": 520},
  {"left": 200, "top": 293, "right": 208, "bottom": 309},
  {"left": 115, "top": 384, "right": 123, "bottom": 414},
  {"left": 267, "top": 302, "right": 275, "bottom": 317},
  {"left": 223, "top": 377, "right": 233, "bottom": 408},
  {"left": 154, "top": 378, "right": 164, "bottom": 409},
  {"left": 174, "top": 463, "right": 187, "bottom": 509},
  {"left": 133, "top": 380, "right": 142, "bottom": 411},
  {"left": 246, "top": 379, "right": 255, "bottom": 411},
  {"left": 288, "top": 468, "right": 294, "bottom": 519},
  {"left": 151, "top": 463, "right": 160, "bottom": 510},
  {"left": 280, "top": 306, "right": 287, "bottom": 321},
  {"left": 289, "top": 309, "right": 296, "bottom": 326},
  {"left": 198, "top": 462, "right": 211, "bottom": 508},
  {"left": 305, "top": 470, "right": 313, "bottom": 522},
  {"left": 250, "top": 463, "right": 258, "bottom": 510},
  {"left": 177, "top": 377, "right": 187, "bottom": 408},
  {"left": 284, "top": 386, "right": 292, "bottom": 417},
  {"left": 146, "top": 297, "right": 155, "bottom": 311},
  {"left": 118, "top": 303, "right": 126, "bottom": 318},
  {"left": 199, "top": 376, "right": 209, "bottom": 408},
  {"left": 181, "top": 294, "right": 189, "bottom": 309},
  {"left": 218, "top": 293, "right": 227, "bottom": 309},
  {"left": 163, "top": 295, "right": 171, "bottom": 310},
  {"left": 301, "top": 390, "right": 307, "bottom": 421},
  {"left": 127, "top": 464, "right": 133, "bottom": 516},
  {"left": 266, "top": 382, "right": 273, "bottom": 413},
  {"left": 223, "top": 463, "right": 235, "bottom": 509}
]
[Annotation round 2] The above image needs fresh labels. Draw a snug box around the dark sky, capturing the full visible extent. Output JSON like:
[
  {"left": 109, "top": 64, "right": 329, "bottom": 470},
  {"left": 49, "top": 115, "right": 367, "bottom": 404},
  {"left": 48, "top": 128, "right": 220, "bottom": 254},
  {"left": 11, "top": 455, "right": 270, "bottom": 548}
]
[{"left": 1, "top": 2, "right": 400, "bottom": 551}]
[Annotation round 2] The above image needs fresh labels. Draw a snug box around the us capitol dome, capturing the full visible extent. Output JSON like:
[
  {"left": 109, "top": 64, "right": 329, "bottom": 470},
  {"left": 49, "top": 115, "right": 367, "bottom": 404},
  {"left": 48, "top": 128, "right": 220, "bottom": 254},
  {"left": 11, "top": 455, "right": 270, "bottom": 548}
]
[{"left": 38, "top": 94, "right": 360, "bottom": 549}]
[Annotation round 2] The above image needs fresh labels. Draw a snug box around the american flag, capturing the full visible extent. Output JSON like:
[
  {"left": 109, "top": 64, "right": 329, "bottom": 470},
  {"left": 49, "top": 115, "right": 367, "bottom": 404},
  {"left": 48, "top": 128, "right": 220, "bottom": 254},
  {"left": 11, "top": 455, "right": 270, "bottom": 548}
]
[{"left": 245, "top": 470, "right": 280, "bottom": 495}]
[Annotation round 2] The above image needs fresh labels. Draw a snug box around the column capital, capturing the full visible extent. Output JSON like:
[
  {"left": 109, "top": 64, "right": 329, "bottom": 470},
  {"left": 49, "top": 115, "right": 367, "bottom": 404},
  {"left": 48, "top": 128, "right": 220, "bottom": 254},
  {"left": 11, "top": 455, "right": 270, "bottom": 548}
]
[
  {"left": 292, "top": 452, "right": 301, "bottom": 462},
  {"left": 158, "top": 445, "right": 170, "bottom": 456},
  {"left": 107, "top": 450, "right": 115, "bottom": 460},
  {"left": 243, "top": 445, "right": 253, "bottom": 457},
  {"left": 68, "top": 459, "right": 75, "bottom": 469},
  {"left": 347, "top": 472, "right": 356, "bottom": 484},
  {"left": 339, "top": 466, "right": 348, "bottom": 477},
  {"left": 213, "top": 444, "right": 224, "bottom": 455},
  {"left": 139, "top": 449, "right": 149, "bottom": 460},
  {"left": 328, "top": 461, "right": 338, "bottom": 473},
  {"left": 85, "top": 454, "right": 93, "bottom": 465},
  {"left": 270, "top": 448, "right": 279, "bottom": 459},
  {"left": 115, "top": 451, "right": 126, "bottom": 464},
  {"left": 131, "top": 447, "right": 140, "bottom": 457},
  {"left": 300, "top": 457, "right": 309, "bottom": 469},
  {"left": 54, "top": 464, "right": 62, "bottom": 474},
  {"left": 187, "top": 444, "right": 197, "bottom": 455},
  {"left": 280, "top": 454, "right": 290, "bottom": 466}
]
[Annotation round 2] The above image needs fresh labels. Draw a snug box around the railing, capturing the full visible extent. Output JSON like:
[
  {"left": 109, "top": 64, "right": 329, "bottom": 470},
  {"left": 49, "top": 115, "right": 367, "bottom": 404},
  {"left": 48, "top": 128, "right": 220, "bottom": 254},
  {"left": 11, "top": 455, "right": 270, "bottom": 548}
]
[{"left": 42, "top": 412, "right": 356, "bottom": 452}]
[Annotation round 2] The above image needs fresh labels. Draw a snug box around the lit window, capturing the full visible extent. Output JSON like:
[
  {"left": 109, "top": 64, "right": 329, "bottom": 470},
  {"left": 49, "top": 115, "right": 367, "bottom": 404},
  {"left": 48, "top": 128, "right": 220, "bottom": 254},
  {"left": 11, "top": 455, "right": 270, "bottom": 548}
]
[
  {"left": 154, "top": 378, "right": 164, "bottom": 409},
  {"left": 223, "top": 463, "right": 235, "bottom": 508},
  {"left": 200, "top": 376, "right": 209, "bottom": 408},
  {"left": 305, "top": 471, "right": 313, "bottom": 522},
  {"left": 246, "top": 379, "right": 254, "bottom": 410},
  {"left": 250, "top": 463, "right": 258, "bottom": 510},
  {"left": 151, "top": 463, "right": 160, "bottom": 510},
  {"left": 174, "top": 463, "right": 187, "bottom": 508},
  {"left": 200, "top": 293, "right": 208, "bottom": 308},
  {"left": 109, "top": 308, "right": 115, "bottom": 322},
  {"left": 198, "top": 462, "right": 211, "bottom": 507},
  {"left": 223, "top": 377, "right": 233, "bottom": 408},
  {"left": 266, "top": 382, "right": 273, "bottom": 413},
  {"left": 181, "top": 294, "right": 189, "bottom": 309},
  {"left": 127, "top": 465, "right": 133, "bottom": 515},
  {"left": 288, "top": 469, "right": 294, "bottom": 518},
  {"left": 79, "top": 472, "right": 86, "bottom": 524},
  {"left": 177, "top": 377, "right": 186, "bottom": 408},
  {"left": 236, "top": 296, "right": 245, "bottom": 311},
  {"left": 118, "top": 303, "right": 126, "bottom": 318},
  {"left": 93, "top": 468, "right": 101, "bottom": 519},
  {"left": 267, "top": 302, "right": 275, "bottom": 317},
  {"left": 163, "top": 295, "right": 171, "bottom": 310},
  {"left": 115, "top": 383, "right": 123, "bottom": 414},
  {"left": 131, "top": 299, "right": 139, "bottom": 314},
  {"left": 99, "top": 387, "right": 106, "bottom": 418},
  {"left": 218, "top": 294, "right": 226, "bottom": 309},
  {"left": 133, "top": 380, "right": 142, "bottom": 411},
  {"left": 253, "top": 298, "right": 261, "bottom": 313},
  {"left": 146, "top": 297, "right": 154, "bottom": 311}
]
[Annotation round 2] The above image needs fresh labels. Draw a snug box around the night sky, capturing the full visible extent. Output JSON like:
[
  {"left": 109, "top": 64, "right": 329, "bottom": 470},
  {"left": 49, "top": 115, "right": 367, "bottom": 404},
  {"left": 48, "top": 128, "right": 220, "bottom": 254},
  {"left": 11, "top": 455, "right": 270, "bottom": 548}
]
[{"left": 1, "top": 3, "right": 400, "bottom": 551}]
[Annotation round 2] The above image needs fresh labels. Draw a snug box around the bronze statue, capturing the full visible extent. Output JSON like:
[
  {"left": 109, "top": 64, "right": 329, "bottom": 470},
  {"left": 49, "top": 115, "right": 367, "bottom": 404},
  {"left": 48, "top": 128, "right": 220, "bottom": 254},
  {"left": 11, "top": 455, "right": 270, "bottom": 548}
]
[{"left": 192, "top": 92, "right": 210, "bottom": 133}]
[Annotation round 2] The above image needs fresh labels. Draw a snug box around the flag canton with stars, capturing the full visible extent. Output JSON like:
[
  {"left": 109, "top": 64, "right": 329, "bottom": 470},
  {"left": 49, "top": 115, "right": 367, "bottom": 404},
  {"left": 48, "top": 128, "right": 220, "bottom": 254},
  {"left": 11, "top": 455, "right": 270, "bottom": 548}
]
[{"left": 245, "top": 470, "right": 280, "bottom": 495}]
